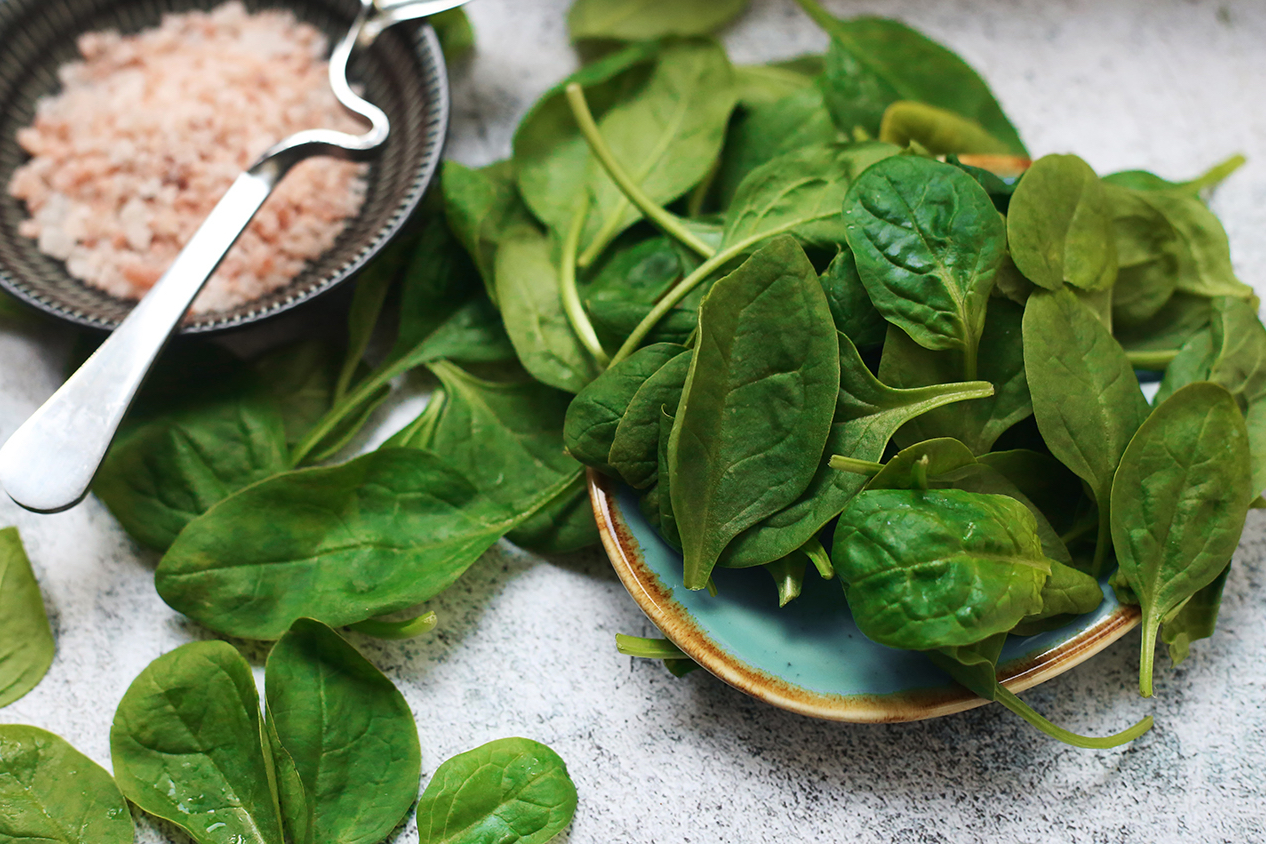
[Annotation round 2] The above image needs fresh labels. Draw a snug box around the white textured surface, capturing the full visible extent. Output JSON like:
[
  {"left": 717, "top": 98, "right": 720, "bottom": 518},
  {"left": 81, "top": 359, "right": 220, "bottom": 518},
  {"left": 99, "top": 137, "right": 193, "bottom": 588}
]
[{"left": 6, "top": 1, "right": 1266, "bottom": 841}]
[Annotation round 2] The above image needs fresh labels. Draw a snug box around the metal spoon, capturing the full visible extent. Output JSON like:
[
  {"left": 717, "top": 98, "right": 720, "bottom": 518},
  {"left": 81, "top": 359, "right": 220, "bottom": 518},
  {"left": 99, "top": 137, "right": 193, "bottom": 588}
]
[{"left": 0, "top": 0, "right": 470, "bottom": 514}]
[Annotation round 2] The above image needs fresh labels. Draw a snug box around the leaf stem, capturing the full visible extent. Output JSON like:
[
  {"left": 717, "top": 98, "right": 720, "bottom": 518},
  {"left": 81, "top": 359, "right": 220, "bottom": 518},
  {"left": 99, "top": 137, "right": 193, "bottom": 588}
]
[
  {"left": 349, "top": 611, "right": 438, "bottom": 640},
  {"left": 1127, "top": 350, "right": 1179, "bottom": 370},
  {"left": 616, "top": 634, "right": 688, "bottom": 660},
  {"left": 1139, "top": 611, "right": 1160, "bottom": 697},
  {"left": 566, "top": 83, "right": 716, "bottom": 266},
  {"left": 829, "top": 455, "right": 885, "bottom": 476},
  {"left": 560, "top": 202, "right": 611, "bottom": 367},
  {"left": 1189, "top": 153, "right": 1247, "bottom": 194},
  {"left": 994, "top": 685, "right": 1153, "bottom": 748},
  {"left": 801, "top": 537, "right": 835, "bottom": 580}
]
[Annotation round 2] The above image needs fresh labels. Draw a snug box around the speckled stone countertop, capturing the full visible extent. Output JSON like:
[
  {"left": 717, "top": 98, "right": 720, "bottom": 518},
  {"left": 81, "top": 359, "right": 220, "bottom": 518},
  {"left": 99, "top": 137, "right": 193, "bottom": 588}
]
[{"left": 4, "top": 1, "right": 1266, "bottom": 841}]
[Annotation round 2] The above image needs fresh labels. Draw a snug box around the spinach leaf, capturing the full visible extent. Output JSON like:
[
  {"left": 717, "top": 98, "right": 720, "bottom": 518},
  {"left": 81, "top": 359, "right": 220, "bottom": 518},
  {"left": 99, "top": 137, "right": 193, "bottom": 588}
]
[
  {"left": 608, "top": 349, "right": 692, "bottom": 488},
  {"left": 1007, "top": 154, "right": 1117, "bottom": 292},
  {"left": 715, "top": 86, "right": 838, "bottom": 207},
  {"left": 415, "top": 738, "right": 578, "bottom": 844},
  {"left": 880, "top": 297, "right": 1031, "bottom": 454},
  {"left": 0, "top": 528, "right": 54, "bottom": 708},
  {"left": 1129, "top": 189, "right": 1253, "bottom": 301},
  {"left": 415, "top": 361, "right": 598, "bottom": 553},
  {"left": 0, "top": 725, "right": 132, "bottom": 843},
  {"left": 1203, "top": 297, "right": 1266, "bottom": 495},
  {"left": 878, "top": 100, "right": 1011, "bottom": 155},
  {"left": 1111, "top": 382, "right": 1251, "bottom": 696},
  {"left": 656, "top": 406, "right": 682, "bottom": 549},
  {"left": 253, "top": 340, "right": 340, "bottom": 448},
  {"left": 563, "top": 342, "right": 686, "bottom": 475},
  {"left": 1161, "top": 562, "right": 1231, "bottom": 666},
  {"left": 978, "top": 448, "right": 1088, "bottom": 536},
  {"left": 732, "top": 60, "right": 819, "bottom": 107},
  {"left": 507, "top": 472, "right": 599, "bottom": 555},
  {"left": 265, "top": 619, "right": 421, "bottom": 844},
  {"left": 1103, "top": 154, "right": 1245, "bottom": 196},
  {"left": 514, "top": 41, "right": 660, "bottom": 240},
  {"left": 568, "top": 0, "right": 748, "bottom": 41},
  {"left": 442, "top": 159, "right": 528, "bottom": 300},
  {"left": 1154, "top": 328, "right": 1213, "bottom": 406},
  {"left": 576, "top": 39, "right": 737, "bottom": 261},
  {"left": 432, "top": 8, "right": 474, "bottom": 62},
  {"left": 337, "top": 237, "right": 411, "bottom": 403},
  {"left": 929, "top": 634, "right": 1152, "bottom": 748},
  {"left": 820, "top": 246, "right": 886, "bottom": 348},
  {"left": 496, "top": 225, "right": 603, "bottom": 394},
  {"left": 799, "top": 2, "right": 1025, "bottom": 153},
  {"left": 94, "top": 373, "right": 289, "bottom": 551},
  {"left": 724, "top": 142, "right": 898, "bottom": 250},
  {"left": 156, "top": 449, "right": 573, "bottom": 639},
  {"left": 844, "top": 155, "right": 1006, "bottom": 378},
  {"left": 668, "top": 237, "right": 839, "bottom": 588},
  {"left": 1011, "top": 560, "right": 1103, "bottom": 636},
  {"left": 1023, "top": 287, "right": 1150, "bottom": 576},
  {"left": 832, "top": 488, "right": 1050, "bottom": 649},
  {"left": 110, "top": 641, "right": 285, "bottom": 844},
  {"left": 1107, "top": 184, "right": 1181, "bottom": 325},
  {"left": 720, "top": 334, "right": 992, "bottom": 567},
  {"left": 1114, "top": 292, "right": 1212, "bottom": 355}
]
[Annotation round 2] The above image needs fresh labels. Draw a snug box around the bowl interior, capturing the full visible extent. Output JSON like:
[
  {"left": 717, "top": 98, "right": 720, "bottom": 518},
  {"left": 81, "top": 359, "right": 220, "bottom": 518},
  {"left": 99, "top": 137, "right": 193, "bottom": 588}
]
[
  {"left": 591, "top": 471, "right": 1141, "bottom": 723},
  {"left": 0, "top": 0, "right": 447, "bottom": 333}
]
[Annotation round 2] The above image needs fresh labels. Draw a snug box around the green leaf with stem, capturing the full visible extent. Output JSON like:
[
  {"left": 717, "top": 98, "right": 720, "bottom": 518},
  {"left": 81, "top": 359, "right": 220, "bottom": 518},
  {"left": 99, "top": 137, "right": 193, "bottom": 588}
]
[{"left": 0, "top": 528, "right": 54, "bottom": 707}]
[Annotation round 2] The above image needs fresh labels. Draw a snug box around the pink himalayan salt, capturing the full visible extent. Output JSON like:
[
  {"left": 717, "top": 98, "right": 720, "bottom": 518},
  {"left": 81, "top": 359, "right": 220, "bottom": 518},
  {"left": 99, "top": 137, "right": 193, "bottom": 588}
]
[{"left": 8, "top": 1, "right": 368, "bottom": 315}]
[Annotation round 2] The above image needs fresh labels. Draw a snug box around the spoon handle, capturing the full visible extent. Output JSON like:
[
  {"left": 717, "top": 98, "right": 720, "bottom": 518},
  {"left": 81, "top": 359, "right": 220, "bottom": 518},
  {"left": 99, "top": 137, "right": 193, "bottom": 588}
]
[{"left": 0, "top": 168, "right": 281, "bottom": 513}]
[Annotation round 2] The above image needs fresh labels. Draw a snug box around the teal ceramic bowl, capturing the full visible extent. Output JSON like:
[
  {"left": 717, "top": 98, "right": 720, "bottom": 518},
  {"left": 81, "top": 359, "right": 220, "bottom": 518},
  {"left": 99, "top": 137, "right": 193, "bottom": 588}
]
[{"left": 590, "top": 470, "right": 1140, "bottom": 723}]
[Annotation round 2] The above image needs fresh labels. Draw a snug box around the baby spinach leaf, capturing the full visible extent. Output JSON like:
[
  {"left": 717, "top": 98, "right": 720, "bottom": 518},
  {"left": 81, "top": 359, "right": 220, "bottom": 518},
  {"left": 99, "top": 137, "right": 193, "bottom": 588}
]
[
  {"left": 94, "top": 376, "right": 289, "bottom": 551},
  {"left": 715, "top": 86, "right": 839, "bottom": 207},
  {"left": 506, "top": 472, "right": 598, "bottom": 554},
  {"left": 1203, "top": 297, "right": 1266, "bottom": 495},
  {"left": 432, "top": 8, "right": 474, "bottom": 62},
  {"left": 0, "top": 528, "right": 54, "bottom": 708},
  {"left": 265, "top": 619, "right": 421, "bottom": 844},
  {"left": 1130, "top": 189, "right": 1253, "bottom": 301},
  {"left": 1103, "top": 154, "right": 1245, "bottom": 197},
  {"left": 1154, "top": 329, "right": 1213, "bottom": 406},
  {"left": 564, "top": 342, "right": 686, "bottom": 475},
  {"left": 1011, "top": 560, "right": 1103, "bottom": 636},
  {"left": 496, "top": 226, "right": 603, "bottom": 394},
  {"left": 608, "top": 349, "right": 692, "bottom": 488},
  {"left": 424, "top": 362, "right": 580, "bottom": 513},
  {"left": 253, "top": 340, "right": 340, "bottom": 447},
  {"left": 337, "top": 237, "right": 411, "bottom": 403},
  {"left": 1111, "top": 382, "right": 1251, "bottom": 696},
  {"left": 1114, "top": 292, "right": 1212, "bottom": 355},
  {"left": 669, "top": 237, "right": 839, "bottom": 588},
  {"left": 110, "top": 641, "right": 285, "bottom": 844},
  {"left": 156, "top": 449, "right": 570, "bottom": 639},
  {"left": 514, "top": 41, "right": 660, "bottom": 240},
  {"left": 978, "top": 448, "right": 1087, "bottom": 536},
  {"left": 1023, "top": 287, "right": 1150, "bottom": 576},
  {"left": 657, "top": 406, "right": 682, "bottom": 550},
  {"left": 800, "top": 3, "right": 1025, "bottom": 153},
  {"left": 820, "top": 246, "right": 886, "bottom": 348},
  {"left": 568, "top": 0, "right": 748, "bottom": 41},
  {"left": 1007, "top": 154, "right": 1117, "bottom": 292},
  {"left": 929, "top": 634, "right": 1153, "bottom": 748},
  {"left": 1107, "top": 184, "right": 1181, "bottom": 325},
  {"left": 880, "top": 298, "right": 1031, "bottom": 454},
  {"left": 844, "top": 155, "right": 1006, "bottom": 377},
  {"left": 577, "top": 39, "right": 738, "bottom": 260},
  {"left": 832, "top": 488, "right": 1050, "bottom": 649},
  {"left": 415, "top": 738, "right": 578, "bottom": 844},
  {"left": 720, "top": 334, "right": 992, "bottom": 568},
  {"left": 878, "top": 100, "right": 1011, "bottom": 155},
  {"left": 0, "top": 725, "right": 133, "bottom": 843},
  {"left": 1161, "top": 562, "right": 1230, "bottom": 666},
  {"left": 443, "top": 159, "right": 528, "bottom": 300},
  {"left": 732, "top": 60, "right": 819, "bottom": 107},
  {"left": 724, "top": 142, "right": 898, "bottom": 251}
]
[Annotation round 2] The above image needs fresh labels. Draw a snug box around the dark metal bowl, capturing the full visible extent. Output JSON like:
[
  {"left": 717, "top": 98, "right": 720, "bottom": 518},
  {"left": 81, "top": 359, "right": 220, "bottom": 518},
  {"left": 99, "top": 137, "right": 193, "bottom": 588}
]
[{"left": 0, "top": 0, "right": 448, "bottom": 333}]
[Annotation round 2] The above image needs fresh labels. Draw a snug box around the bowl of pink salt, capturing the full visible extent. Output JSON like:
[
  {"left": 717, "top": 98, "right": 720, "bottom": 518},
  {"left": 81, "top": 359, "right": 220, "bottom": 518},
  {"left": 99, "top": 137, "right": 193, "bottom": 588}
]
[{"left": 0, "top": 0, "right": 448, "bottom": 333}]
